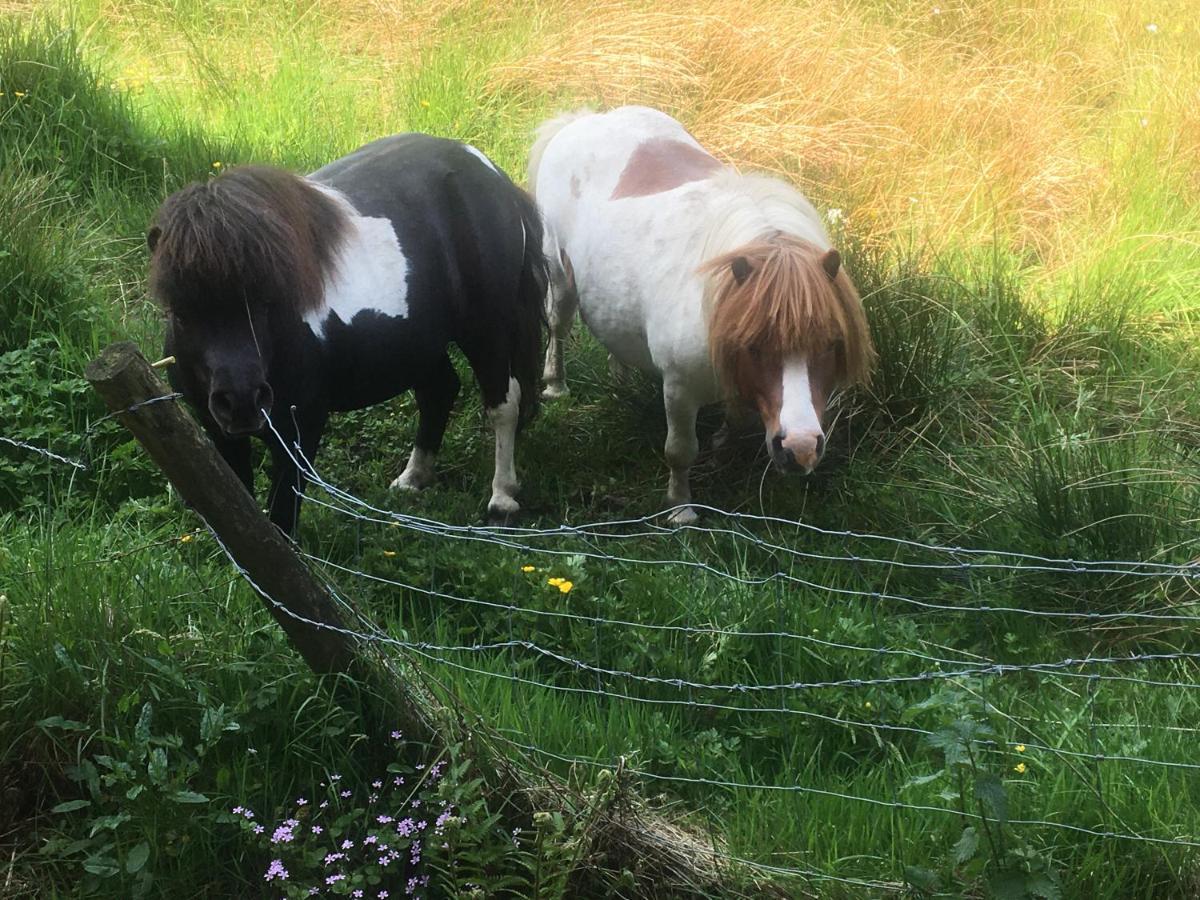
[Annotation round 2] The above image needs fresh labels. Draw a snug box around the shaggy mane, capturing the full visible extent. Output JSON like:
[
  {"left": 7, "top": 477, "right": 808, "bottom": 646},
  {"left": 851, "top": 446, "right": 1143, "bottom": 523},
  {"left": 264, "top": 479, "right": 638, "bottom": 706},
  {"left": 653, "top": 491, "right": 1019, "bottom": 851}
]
[
  {"left": 148, "top": 165, "right": 349, "bottom": 316},
  {"left": 701, "top": 233, "right": 874, "bottom": 396}
]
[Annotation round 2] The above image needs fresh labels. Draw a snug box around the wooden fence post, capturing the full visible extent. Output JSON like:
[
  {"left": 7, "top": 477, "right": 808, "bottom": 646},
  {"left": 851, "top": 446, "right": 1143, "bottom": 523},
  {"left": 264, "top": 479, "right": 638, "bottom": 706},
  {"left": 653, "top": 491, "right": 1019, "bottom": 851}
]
[{"left": 86, "top": 341, "right": 767, "bottom": 899}]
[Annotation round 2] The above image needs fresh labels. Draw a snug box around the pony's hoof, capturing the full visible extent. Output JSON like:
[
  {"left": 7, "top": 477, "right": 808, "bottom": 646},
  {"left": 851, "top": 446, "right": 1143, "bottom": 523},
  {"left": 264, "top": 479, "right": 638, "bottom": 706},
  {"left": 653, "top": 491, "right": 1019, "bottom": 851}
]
[
  {"left": 487, "top": 495, "right": 521, "bottom": 525},
  {"left": 666, "top": 506, "right": 699, "bottom": 527},
  {"left": 389, "top": 472, "right": 432, "bottom": 492},
  {"left": 541, "top": 382, "right": 570, "bottom": 400}
]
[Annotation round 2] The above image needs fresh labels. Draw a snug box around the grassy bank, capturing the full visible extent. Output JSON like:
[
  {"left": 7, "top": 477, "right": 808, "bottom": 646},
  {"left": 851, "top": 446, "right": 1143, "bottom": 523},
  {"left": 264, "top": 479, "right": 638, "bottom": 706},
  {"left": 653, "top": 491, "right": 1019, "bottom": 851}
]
[{"left": 3, "top": 2, "right": 1200, "bottom": 896}]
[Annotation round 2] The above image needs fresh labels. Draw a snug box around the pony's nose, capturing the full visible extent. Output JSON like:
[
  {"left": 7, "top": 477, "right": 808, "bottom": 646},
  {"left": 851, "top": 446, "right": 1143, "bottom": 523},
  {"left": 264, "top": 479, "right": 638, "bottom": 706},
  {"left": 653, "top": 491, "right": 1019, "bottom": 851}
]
[
  {"left": 773, "top": 431, "right": 824, "bottom": 473},
  {"left": 209, "top": 381, "right": 271, "bottom": 435},
  {"left": 254, "top": 383, "right": 274, "bottom": 417}
]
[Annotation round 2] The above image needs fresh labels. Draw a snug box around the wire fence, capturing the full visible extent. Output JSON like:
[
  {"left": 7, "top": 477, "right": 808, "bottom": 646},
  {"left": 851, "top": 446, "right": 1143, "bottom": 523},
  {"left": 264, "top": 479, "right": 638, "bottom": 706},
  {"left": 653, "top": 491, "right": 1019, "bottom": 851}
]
[{"left": 11, "top": 412, "right": 1200, "bottom": 890}]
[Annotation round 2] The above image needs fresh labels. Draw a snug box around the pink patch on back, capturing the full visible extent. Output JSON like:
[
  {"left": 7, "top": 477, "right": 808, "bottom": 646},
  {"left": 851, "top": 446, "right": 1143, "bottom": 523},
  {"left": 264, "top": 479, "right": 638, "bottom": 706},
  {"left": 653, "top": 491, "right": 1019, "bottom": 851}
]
[{"left": 610, "top": 138, "right": 723, "bottom": 200}]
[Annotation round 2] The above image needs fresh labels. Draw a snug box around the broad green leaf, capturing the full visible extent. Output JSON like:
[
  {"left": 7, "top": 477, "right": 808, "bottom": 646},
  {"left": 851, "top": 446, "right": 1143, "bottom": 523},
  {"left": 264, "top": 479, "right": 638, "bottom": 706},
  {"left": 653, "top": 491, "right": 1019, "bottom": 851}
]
[
  {"left": 989, "top": 868, "right": 1029, "bottom": 900},
  {"left": 125, "top": 841, "right": 150, "bottom": 874},
  {"left": 952, "top": 826, "right": 979, "bottom": 865},
  {"left": 975, "top": 773, "right": 1009, "bottom": 826},
  {"left": 904, "top": 865, "right": 941, "bottom": 892},
  {"left": 170, "top": 790, "right": 209, "bottom": 804},
  {"left": 36, "top": 716, "right": 89, "bottom": 732},
  {"left": 134, "top": 703, "right": 154, "bottom": 752},
  {"left": 50, "top": 799, "right": 91, "bottom": 813},
  {"left": 1028, "top": 872, "right": 1062, "bottom": 900}
]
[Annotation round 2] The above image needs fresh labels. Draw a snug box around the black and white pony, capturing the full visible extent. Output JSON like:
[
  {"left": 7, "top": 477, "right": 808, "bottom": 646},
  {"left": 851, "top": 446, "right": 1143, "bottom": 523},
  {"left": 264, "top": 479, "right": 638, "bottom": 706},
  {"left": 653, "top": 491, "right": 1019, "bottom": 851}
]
[{"left": 148, "top": 135, "right": 547, "bottom": 534}]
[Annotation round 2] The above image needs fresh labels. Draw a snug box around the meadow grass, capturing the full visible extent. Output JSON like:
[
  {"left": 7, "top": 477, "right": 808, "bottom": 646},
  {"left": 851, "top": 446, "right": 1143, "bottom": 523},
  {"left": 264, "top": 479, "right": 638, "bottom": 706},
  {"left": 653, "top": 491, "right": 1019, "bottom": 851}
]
[{"left": 3, "top": 1, "right": 1200, "bottom": 896}]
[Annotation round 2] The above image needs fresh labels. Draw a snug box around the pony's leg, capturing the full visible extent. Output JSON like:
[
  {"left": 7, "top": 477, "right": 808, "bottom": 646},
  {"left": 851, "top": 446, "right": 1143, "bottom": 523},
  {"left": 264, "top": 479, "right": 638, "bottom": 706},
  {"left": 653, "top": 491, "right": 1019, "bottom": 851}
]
[
  {"left": 485, "top": 376, "right": 523, "bottom": 522},
  {"left": 391, "top": 355, "right": 460, "bottom": 492},
  {"left": 713, "top": 400, "right": 758, "bottom": 452},
  {"left": 266, "top": 408, "right": 326, "bottom": 537},
  {"left": 663, "top": 380, "right": 701, "bottom": 526},
  {"left": 541, "top": 253, "right": 578, "bottom": 400},
  {"left": 211, "top": 431, "right": 254, "bottom": 495}
]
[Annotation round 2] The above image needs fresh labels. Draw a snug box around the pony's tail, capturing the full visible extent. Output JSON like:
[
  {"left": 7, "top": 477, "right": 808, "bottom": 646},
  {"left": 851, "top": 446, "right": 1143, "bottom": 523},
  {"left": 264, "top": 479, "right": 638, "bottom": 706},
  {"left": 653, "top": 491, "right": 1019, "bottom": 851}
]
[
  {"left": 527, "top": 108, "right": 593, "bottom": 197},
  {"left": 511, "top": 188, "right": 550, "bottom": 428}
]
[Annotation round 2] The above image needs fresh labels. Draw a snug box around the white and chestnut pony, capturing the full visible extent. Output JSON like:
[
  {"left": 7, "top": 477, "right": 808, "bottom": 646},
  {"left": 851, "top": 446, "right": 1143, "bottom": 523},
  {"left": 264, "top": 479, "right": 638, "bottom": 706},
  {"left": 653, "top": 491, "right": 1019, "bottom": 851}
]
[
  {"left": 530, "top": 106, "right": 874, "bottom": 524},
  {"left": 149, "top": 135, "right": 547, "bottom": 534}
]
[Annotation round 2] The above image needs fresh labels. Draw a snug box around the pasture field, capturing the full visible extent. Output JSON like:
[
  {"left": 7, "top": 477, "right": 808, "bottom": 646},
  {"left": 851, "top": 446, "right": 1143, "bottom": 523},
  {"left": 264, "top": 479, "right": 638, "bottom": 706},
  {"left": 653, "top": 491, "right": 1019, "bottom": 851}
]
[{"left": 3, "top": 1, "right": 1200, "bottom": 896}]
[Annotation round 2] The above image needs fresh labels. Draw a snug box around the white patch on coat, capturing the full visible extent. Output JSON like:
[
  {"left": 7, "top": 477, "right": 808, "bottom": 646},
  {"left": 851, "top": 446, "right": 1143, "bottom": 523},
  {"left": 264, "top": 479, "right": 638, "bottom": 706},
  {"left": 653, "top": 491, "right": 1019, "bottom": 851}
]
[
  {"left": 778, "top": 354, "right": 821, "bottom": 437},
  {"left": 303, "top": 183, "right": 409, "bottom": 338},
  {"left": 464, "top": 144, "right": 499, "bottom": 173}
]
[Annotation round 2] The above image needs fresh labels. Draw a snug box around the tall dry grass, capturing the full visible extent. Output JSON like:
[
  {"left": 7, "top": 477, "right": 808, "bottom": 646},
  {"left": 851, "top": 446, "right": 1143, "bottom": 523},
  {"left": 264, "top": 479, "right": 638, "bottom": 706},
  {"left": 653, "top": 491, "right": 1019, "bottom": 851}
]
[{"left": 493, "top": 0, "right": 1198, "bottom": 264}]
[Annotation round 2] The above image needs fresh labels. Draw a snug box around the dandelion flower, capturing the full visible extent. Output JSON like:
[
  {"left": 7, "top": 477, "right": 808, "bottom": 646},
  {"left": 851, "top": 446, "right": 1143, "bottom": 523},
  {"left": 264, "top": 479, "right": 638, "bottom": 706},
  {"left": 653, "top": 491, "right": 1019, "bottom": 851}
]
[
  {"left": 521, "top": 565, "right": 535, "bottom": 572},
  {"left": 1015, "top": 744, "right": 1026, "bottom": 753},
  {"left": 1014, "top": 762, "right": 1027, "bottom": 774},
  {"left": 212, "top": 161, "right": 222, "bottom": 168}
]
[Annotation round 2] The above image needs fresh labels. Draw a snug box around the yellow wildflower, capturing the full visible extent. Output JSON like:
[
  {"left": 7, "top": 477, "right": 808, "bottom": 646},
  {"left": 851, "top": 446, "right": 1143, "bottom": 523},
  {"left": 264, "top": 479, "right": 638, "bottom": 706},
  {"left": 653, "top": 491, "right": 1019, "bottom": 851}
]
[
  {"left": 14, "top": 91, "right": 26, "bottom": 97},
  {"left": 419, "top": 100, "right": 430, "bottom": 108},
  {"left": 1014, "top": 762, "right": 1027, "bottom": 774},
  {"left": 1015, "top": 744, "right": 1026, "bottom": 753},
  {"left": 521, "top": 565, "right": 535, "bottom": 573},
  {"left": 383, "top": 550, "right": 397, "bottom": 557},
  {"left": 179, "top": 534, "right": 193, "bottom": 544},
  {"left": 556, "top": 580, "right": 573, "bottom": 594},
  {"left": 547, "top": 577, "right": 564, "bottom": 587},
  {"left": 212, "top": 161, "right": 222, "bottom": 169},
  {"left": 864, "top": 701, "right": 872, "bottom": 710}
]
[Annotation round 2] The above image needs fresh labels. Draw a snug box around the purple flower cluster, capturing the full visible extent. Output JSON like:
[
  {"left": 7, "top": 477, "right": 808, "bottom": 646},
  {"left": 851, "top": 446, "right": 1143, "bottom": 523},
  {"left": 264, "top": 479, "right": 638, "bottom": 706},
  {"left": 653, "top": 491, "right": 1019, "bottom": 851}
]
[{"left": 229, "top": 730, "right": 453, "bottom": 898}]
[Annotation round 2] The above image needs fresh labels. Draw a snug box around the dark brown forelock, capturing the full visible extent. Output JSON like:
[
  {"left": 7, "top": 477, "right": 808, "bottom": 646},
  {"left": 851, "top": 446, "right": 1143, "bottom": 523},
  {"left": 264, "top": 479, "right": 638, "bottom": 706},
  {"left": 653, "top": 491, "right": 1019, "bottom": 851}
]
[
  {"left": 701, "top": 234, "right": 875, "bottom": 398},
  {"left": 149, "top": 166, "right": 348, "bottom": 315}
]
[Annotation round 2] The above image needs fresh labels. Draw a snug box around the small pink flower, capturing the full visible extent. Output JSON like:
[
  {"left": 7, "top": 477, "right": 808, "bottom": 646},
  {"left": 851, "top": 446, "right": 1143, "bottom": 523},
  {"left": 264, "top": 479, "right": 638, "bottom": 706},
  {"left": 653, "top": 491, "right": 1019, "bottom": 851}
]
[
  {"left": 377, "top": 815, "right": 394, "bottom": 824},
  {"left": 264, "top": 859, "right": 288, "bottom": 881},
  {"left": 340, "top": 790, "right": 352, "bottom": 798},
  {"left": 390, "top": 731, "right": 402, "bottom": 740},
  {"left": 341, "top": 839, "right": 354, "bottom": 850},
  {"left": 372, "top": 780, "right": 383, "bottom": 789},
  {"left": 296, "top": 798, "right": 308, "bottom": 806},
  {"left": 253, "top": 824, "right": 265, "bottom": 835},
  {"left": 311, "top": 825, "right": 323, "bottom": 834},
  {"left": 231, "top": 806, "right": 244, "bottom": 815},
  {"left": 326, "top": 873, "right": 346, "bottom": 885}
]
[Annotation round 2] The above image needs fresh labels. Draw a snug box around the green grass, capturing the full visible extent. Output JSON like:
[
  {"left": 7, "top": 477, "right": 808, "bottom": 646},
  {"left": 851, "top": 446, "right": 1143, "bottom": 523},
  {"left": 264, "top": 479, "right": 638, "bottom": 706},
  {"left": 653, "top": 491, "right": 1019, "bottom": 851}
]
[{"left": 3, "top": 6, "right": 1200, "bottom": 898}]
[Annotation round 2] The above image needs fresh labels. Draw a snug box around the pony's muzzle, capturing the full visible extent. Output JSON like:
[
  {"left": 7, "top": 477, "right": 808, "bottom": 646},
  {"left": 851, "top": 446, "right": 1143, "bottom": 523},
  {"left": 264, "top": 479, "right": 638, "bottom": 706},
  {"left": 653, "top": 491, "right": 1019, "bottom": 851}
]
[
  {"left": 209, "top": 382, "right": 273, "bottom": 436},
  {"left": 771, "top": 431, "right": 824, "bottom": 474}
]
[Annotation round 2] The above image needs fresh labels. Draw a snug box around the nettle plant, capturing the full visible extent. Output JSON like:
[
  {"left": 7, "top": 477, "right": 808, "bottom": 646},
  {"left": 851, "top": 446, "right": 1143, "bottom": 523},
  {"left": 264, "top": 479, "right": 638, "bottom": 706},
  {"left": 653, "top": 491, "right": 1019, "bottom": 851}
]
[
  {"left": 39, "top": 699, "right": 239, "bottom": 897},
  {"left": 901, "top": 682, "right": 1062, "bottom": 900}
]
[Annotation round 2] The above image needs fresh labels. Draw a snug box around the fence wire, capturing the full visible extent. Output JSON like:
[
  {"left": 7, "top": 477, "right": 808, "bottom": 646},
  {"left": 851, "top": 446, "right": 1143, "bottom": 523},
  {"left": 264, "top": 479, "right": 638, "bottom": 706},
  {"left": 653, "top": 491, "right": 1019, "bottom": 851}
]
[{"left": 20, "top": 404, "right": 1200, "bottom": 891}]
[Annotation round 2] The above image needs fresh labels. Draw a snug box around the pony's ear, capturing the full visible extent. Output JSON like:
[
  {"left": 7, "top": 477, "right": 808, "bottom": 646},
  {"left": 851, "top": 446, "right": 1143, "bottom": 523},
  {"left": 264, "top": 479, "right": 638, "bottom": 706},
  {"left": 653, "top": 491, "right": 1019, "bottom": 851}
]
[
  {"left": 147, "top": 226, "right": 162, "bottom": 253},
  {"left": 821, "top": 249, "right": 841, "bottom": 280},
  {"left": 730, "top": 256, "right": 753, "bottom": 286}
]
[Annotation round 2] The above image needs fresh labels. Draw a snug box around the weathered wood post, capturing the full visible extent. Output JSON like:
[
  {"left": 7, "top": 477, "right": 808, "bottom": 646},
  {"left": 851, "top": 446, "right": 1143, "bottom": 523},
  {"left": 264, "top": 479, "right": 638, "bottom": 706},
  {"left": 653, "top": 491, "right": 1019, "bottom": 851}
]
[
  {"left": 85, "top": 341, "right": 442, "bottom": 746},
  {"left": 86, "top": 340, "right": 767, "bottom": 899}
]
